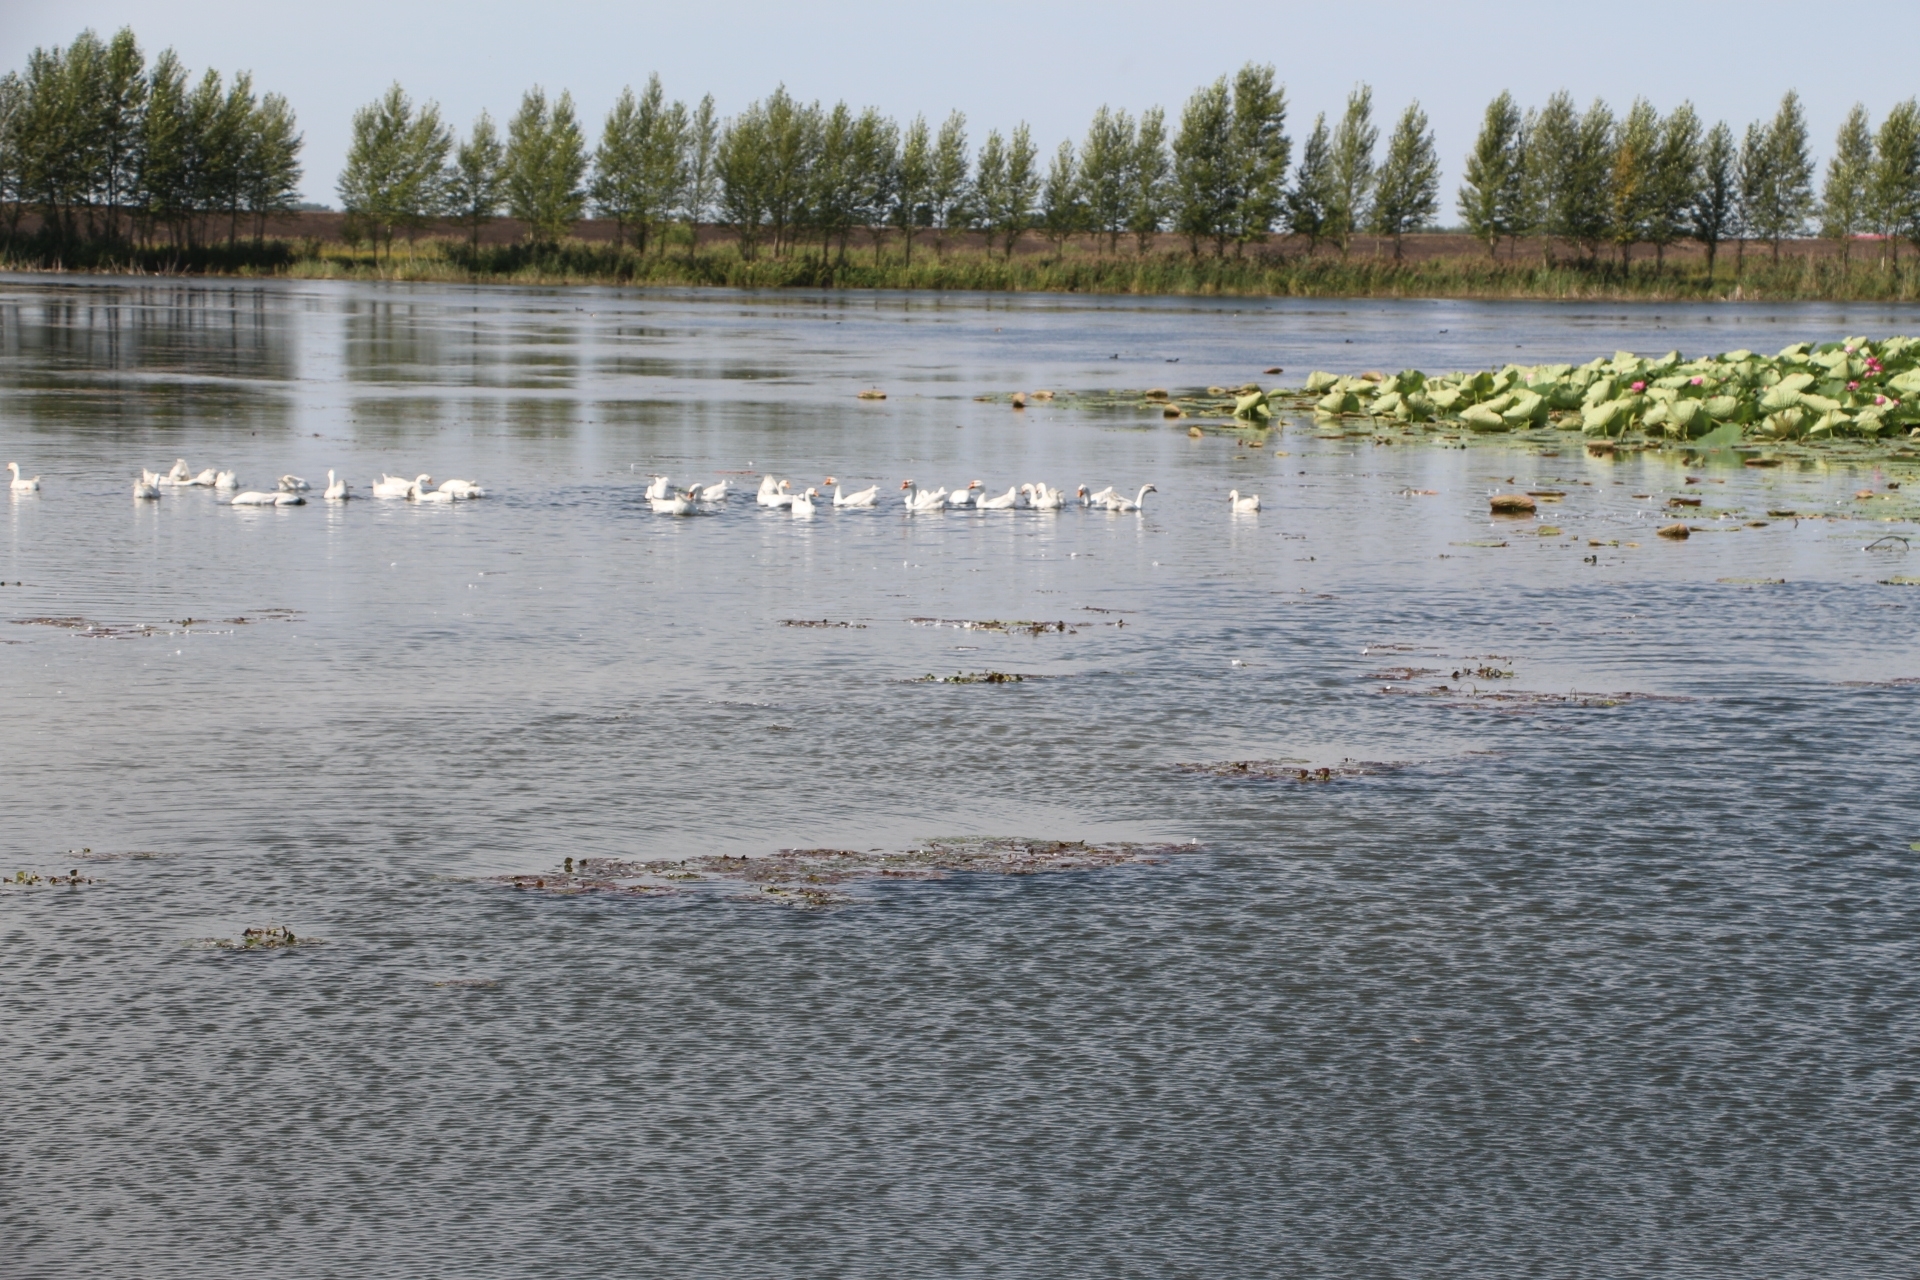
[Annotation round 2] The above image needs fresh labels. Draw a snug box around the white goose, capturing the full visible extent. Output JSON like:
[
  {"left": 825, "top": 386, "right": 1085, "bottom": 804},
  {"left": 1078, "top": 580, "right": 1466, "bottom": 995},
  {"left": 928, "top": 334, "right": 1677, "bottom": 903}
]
[
  {"left": 214, "top": 470, "right": 239, "bottom": 490},
  {"left": 187, "top": 468, "right": 219, "bottom": 487},
  {"left": 696, "top": 479, "right": 730, "bottom": 502},
  {"left": 324, "top": 470, "right": 352, "bottom": 500},
  {"left": 829, "top": 478, "right": 879, "bottom": 507},
  {"left": 437, "top": 478, "right": 485, "bottom": 498},
  {"left": 790, "top": 486, "right": 819, "bottom": 516},
  {"left": 277, "top": 474, "right": 311, "bottom": 492},
  {"left": 946, "top": 480, "right": 981, "bottom": 507},
  {"left": 1229, "top": 490, "right": 1261, "bottom": 513},
  {"left": 416, "top": 487, "right": 458, "bottom": 504},
  {"left": 132, "top": 475, "right": 160, "bottom": 499},
  {"left": 1027, "top": 483, "right": 1066, "bottom": 510},
  {"left": 755, "top": 476, "right": 786, "bottom": 506},
  {"left": 900, "top": 480, "right": 948, "bottom": 512},
  {"left": 372, "top": 473, "right": 429, "bottom": 499},
  {"left": 140, "top": 468, "right": 165, "bottom": 487},
  {"left": 162, "top": 459, "right": 192, "bottom": 485},
  {"left": 1082, "top": 485, "right": 1115, "bottom": 508},
  {"left": 646, "top": 475, "right": 672, "bottom": 500},
  {"left": 230, "top": 490, "right": 304, "bottom": 506},
  {"left": 8, "top": 462, "right": 41, "bottom": 492},
  {"left": 977, "top": 485, "right": 1020, "bottom": 511},
  {"left": 1105, "top": 484, "right": 1156, "bottom": 513},
  {"left": 650, "top": 486, "right": 697, "bottom": 515}
]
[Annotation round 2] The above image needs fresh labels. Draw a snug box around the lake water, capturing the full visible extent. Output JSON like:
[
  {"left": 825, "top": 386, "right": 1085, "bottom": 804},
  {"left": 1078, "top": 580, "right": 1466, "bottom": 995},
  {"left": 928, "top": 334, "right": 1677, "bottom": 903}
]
[{"left": 3, "top": 277, "right": 1918, "bottom": 1278}]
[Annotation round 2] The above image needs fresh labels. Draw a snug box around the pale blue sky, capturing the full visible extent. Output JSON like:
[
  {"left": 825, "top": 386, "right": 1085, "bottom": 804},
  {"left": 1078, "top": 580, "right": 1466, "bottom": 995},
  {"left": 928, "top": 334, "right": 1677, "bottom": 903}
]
[{"left": 6, "top": 0, "right": 1918, "bottom": 213}]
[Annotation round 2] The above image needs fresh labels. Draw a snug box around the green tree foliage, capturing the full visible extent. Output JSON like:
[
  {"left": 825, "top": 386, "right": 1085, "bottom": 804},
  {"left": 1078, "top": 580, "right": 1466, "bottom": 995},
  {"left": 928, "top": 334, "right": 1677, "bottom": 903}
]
[
  {"left": 1819, "top": 103, "right": 1873, "bottom": 261},
  {"left": 1285, "top": 112, "right": 1332, "bottom": 253},
  {"left": 1691, "top": 120, "right": 1739, "bottom": 274},
  {"left": 0, "top": 27, "right": 301, "bottom": 253},
  {"left": 1127, "top": 107, "right": 1171, "bottom": 254},
  {"left": 1080, "top": 106, "right": 1134, "bottom": 253},
  {"left": 504, "top": 87, "right": 587, "bottom": 246},
  {"left": 894, "top": 114, "right": 931, "bottom": 262},
  {"left": 1649, "top": 103, "right": 1701, "bottom": 267},
  {"left": 1229, "top": 63, "right": 1290, "bottom": 251},
  {"left": 929, "top": 110, "right": 969, "bottom": 256},
  {"left": 447, "top": 111, "right": 504, "bottom": 251},
  {"left": 846, "top": 106, "right": 898, "bottom": 264},
  {"left": 1326, "top": 85, "right": 1377, "bottom": 256},
  {"left": 1459, "top": 91, "right": 1522, "bottom": 257},
  {"left": 1609, "top": 97, "right": 1660, "bottom": 263},
  {"left": 1736, "top": 120, "right": 1768, "bottom": 270},
  {"left": 340, "top": 83, "right": 450, "bottom": 255},
  {"left": 1869, "top": 99, "right": 1920, "bottom": 263},
  {"left": 1370, "top": 100, "right": 1438, "bottom": 259},
  {"left": 971, "top": 123, "right": 1038, "bottom": 258},
  {"left": 683, "top": 94, "right": 719, "bottom": 248},
  {"left": 1172, "top": 76, "right": 1234, "bottom": 253},
  {"left": 1751, "top": 91, "right": 1815, "bottom": 260},
  {"left": 1039, "top": 140, "right": 1083, "bottom": 257},
  {"left": 715, "top": 98, "right": 773, "bottom": 259}
]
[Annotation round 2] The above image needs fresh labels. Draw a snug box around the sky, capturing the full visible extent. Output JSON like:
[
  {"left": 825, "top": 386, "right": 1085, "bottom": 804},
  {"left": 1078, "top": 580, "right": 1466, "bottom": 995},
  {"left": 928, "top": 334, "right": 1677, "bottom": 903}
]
[{"left": 6, "top": 0, "right": 1920, "bottom": 214}]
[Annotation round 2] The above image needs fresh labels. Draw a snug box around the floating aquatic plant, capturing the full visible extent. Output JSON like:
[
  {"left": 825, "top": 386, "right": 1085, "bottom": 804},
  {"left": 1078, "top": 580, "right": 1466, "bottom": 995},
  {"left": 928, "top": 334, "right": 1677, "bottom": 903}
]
[
  {"left": 189, "top": 925, "right": 320, "bottom": 951},
  {"left": 487, "top": 838, "right": 1199, "bottom": 909}
]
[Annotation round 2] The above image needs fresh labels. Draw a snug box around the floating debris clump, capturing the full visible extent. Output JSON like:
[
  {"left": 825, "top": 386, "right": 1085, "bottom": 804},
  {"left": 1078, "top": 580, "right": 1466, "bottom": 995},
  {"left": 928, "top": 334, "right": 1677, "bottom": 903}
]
[
  {"left": 4, "top": 868, "right": 97, "bottom": 891},
  {"left": 189, "top": 925, "right": 321, "bottom": 951},
  {"left": 780, "top": 618, "right": 867, "bottom": 628},
  {"left": 916, "top": 670, "right": 1029, "bottom": 684},
  {"left": 486, "top": 837, "right": 1198, "bottom": 909},
  {"left": 910, "top": 617, "right": 1081, "bottom": 635},
  {"left": 1176, "top": 759, "right": 1408, "bottom": 783}
]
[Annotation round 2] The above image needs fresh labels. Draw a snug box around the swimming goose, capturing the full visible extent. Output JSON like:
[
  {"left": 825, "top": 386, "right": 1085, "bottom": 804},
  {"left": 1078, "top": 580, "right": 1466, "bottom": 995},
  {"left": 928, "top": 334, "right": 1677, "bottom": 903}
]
[
  {"left": 163, "top": 459, "right": 191, "bottom": 485},
  {"left": 755, "top": 476, "right": 786, "bottom": 506},
  {"left": 277, "top": 474, "right": 311, "bottom": 492},
  {"left": 1083, "top": 485, "right": 1115, "bottom": 508},
  {"left": 133, "top": 475, "right": 160, "bottom": 499},
  {"left": 8, "top": 462, "right": 41, "bottom": 492},
  {"left": 946, "top": 480, "right": 981, "bottom": 507},
  {"left": 977, "top": 485, "right": 1020, "bottom": 511},
  {"left": 437, "top": 478, "right": 485, "bottom": 498},
  {"left": 646, "top": 475, "right": 672, "bottom": 500},
  {"left": 790, "top": 486, "right": 819, "bottom": 516},
  {"left": 1028, "top": 484, "right": 1066, "bottom": 510},
  {"left": 416, "top": 487, "right": 458, "bottom": 504},
  {"left": 214, "top": 470, "right": 239, "bottom": 490},
  {"left": 187, "top": 468, "right": 219, "bottom": 487},
  {"left": 1229, "top": 490, "right": 1261, "bottom": 513},
  {"left": 140, "top": 468, "right": 165, "bottom": 487},
  {"left": 372, "top": 473, "right": 429, "bottom": 499},
  {"left": 900, "top": 480, "right": 948, "bottom": 512},
  {"left": 324, "top": 470, "right": 352, "bottom": 500},
  {"left": 830, "top": 479, "right": 879, "bottom": 507},
  {"left": 230, "top": 490, "right": 304, "bottom": 506},
  {"left": 696, "top": 479, "right": 730, "bottom": 502},
  {"left": 650, "top": 487, "right": 697, "bottom": 515},
  {"left": 1105, "top": 483, "right": 1156, "bottom": 513}
]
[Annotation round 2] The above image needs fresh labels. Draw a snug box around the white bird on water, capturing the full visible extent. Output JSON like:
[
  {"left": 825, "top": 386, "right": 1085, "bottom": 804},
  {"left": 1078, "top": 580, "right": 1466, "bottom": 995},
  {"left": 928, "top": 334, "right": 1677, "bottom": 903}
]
[
  {"left": 162, "top": 459, "right": 191, "bottom": 485},
  {"left": 324, "top": 471, "right": 352, "bottom": 500},
  {"left": 790, "top": 486, "right": 819, "bottom": 516},
  {"left": 214, "top": 470, "right": 239, "bottom": 490},
  {"left": 1229, "top": 490, "right": 1261, "bottom": 514},
  {"left": 900, "top": 480, "right": 947, "bottom": 512},
  {"left": 278, "top": 474, "right": 310, "bottom": 492},
  {"left": 646, "top": 475, "right": 672, "bottom": 500},
  {"left": 230, "top": 490, "right": 304, "bottom": 506},
  {"left": 7, "top": 462, "right": 40, "bottom": 492},
  {"left": 187, "top": 468, "right": 219, "bottom": 487},
  {"left": 1026, "top": 483, "right": 1066, "bottom": 510},
  {"left": 651, "top": 486, "right": 697, "bottom": 515},
  {"left": 1104, "top": 484, "right": 1156, "bottom": 513},
  {"left": 828, "top": 478, "right": 878, "bottom": 507},
  {"left": 976, "top": 485, "right": 1020, "bottom": 511},
  {"left": 373, "top": 473, "right": 430, "bottom": 499},
  {"left": 696, "top": 479, "right": 730, "bottom": 502},
  {"left": 133, "top": 475, "right": 160, "bottom": 499},
  {"left": 946, "top": 480, "right": 981, "bottom": 507},
  {"left": 437, "top": 478, "right": 485, "bottom": 498}
]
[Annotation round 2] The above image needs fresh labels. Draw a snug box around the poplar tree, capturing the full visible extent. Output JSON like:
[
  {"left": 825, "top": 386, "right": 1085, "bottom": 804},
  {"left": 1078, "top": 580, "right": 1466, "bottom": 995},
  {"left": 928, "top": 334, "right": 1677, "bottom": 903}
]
[
  {"left": 1370, "top": 100, "right": 1437, "bottom": 260},
  {"left": 591, "top": 85, "right": 649, "bottom": 249},
  {"left": 1080, "top": 105, "right": 1134, "bottom": 253},
  {"left": 682, "top": 94, "right": 718, "bottom": 249},
  {"left": 1609, "top": 97, "right": 1659, "bottom": 264},
  {"left": 1127, "top": 106, "right": 1170, "bottom": 254},
  {"left": 1229, "top": 62, "right": 1290, "bottom": 251},
  {"left": 848, "top": 106, "right": 898, "bottom": 263},
  {"left": 972, "top": 127, "right": 1007, "bottom": 252},
  {"left": 894, "top": 114, "right": 931, "bottom": 263},
  {"left": 1691, "top": 121, "right": 1739, "bottom": 276},
  {"left": 339, "top": 83, "right": 451, "bottom": 256},
  {"left": 1459, "top": 91, "right": 1521, "bottom": 257},
  {"left": 1558, "top": 99, "right": 1615, "bottom": 261},
  {"left": 1819, "top": 104, "right": 1873, "bottom": 262},
  {"left": 1869, "top": 99, "right": 1920, "bottom": 264},
  {"left": 1285, "top": 112, "right": 1331, "bottom": 254},
  {"left": 716, "top": 99, "right": 771, "bottom": 259},
  {"left": 447, "top": 111, "right": 504, "bottom": 252},
  {"left": 1649, "top": 102, "right": 1701, "bottom": 268},
  {"left": 929, "top": 110, "right": 968, "bottom": 256},
  {"left": 1326, "top": 84, "right": 1376, "bottom": 256},
  {"left": 1039, "top": 139, "right": 1083, "bottom": 257},
  {"left": 999, "top": 123, "right": 1038, "bottom": 258},
  {"left": 1524, "top": 92, "right": 1577, "bottom": 263},
  {"left": 1173, "top": 76, "right": 1234, "bottom": 253},
  {"left": 1735, "top": 121, "right": 1767, "bottom": 271},
  {"left": 1753, "top": 91, "right": 1814, "bottom": 261},
  {"left": 590, "top": 75, "right": 686, "bottom": 256},
  {"left": 503, "top": 87, "right": 586, "bottom": 246}
]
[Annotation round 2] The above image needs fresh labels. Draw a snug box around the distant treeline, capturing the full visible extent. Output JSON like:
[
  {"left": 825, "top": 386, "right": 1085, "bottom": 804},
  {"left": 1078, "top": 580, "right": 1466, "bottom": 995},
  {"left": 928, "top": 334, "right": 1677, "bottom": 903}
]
[
  {"left": 5, "top": 26, "right": 1919, "bottom": 286},
  {"left": 0, "top": 29, "right": 301, "bottom": 253}
]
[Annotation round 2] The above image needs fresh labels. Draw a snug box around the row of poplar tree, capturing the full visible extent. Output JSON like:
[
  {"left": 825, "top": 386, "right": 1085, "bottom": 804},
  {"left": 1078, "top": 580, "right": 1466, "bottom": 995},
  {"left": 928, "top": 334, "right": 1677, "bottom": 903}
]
[
  {"left": 341, "top": 66, "right": 1447, "bottom": 260},
  {"left": 1457, "top": 90, "right": 1920, "bottom": 268},
  {"left": 0, "top": 29, "right": 303, "bottom": 249}
]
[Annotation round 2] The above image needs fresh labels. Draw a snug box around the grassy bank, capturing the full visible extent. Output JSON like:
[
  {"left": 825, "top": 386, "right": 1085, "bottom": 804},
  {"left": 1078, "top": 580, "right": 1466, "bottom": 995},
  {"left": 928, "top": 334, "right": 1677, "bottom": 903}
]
[{"left": 11, "top": 234, "right": 1920, "bottom": 301}]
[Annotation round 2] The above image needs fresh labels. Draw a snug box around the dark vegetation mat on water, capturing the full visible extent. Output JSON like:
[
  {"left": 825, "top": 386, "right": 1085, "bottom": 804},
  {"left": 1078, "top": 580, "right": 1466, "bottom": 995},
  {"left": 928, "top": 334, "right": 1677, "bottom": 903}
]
[
  {"left": 487, "top": 838, "right": 1200, "bottom": 909},
  {"left": 1176, "top": 758, "right": 1413, "bottom": 783},
  {"left": 188, "top": 925, "right": 321, "bottom": 951}
]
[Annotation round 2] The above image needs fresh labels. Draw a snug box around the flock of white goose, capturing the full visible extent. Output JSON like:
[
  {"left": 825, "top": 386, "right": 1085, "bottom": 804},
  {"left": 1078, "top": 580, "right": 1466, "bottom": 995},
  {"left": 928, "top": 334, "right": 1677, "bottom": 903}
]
[
  {"left": 113, "top": 460, "right": 487, "bottom": 506},
  {"left": 644, "top": 474, "right": 1255, "bottom": 517},
  {"left": 8, "top": 458, "right": 1263, "bottom": 516}
]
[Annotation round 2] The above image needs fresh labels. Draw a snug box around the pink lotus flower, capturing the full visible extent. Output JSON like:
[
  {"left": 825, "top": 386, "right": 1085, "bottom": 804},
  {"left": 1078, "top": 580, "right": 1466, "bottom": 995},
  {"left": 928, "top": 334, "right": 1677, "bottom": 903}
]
[
  {"left": 1845, "top": 345, "right": 1856, "bottom": 353},
  {"left": 1849, "top": 381, "right": 1860, "bottom": 390},
  {"left": 1630, "top": 380, "right": 1646, "bottom": 393},
  {"left": 1875, "top": 394, "right": 1890, "bottom": 405}
]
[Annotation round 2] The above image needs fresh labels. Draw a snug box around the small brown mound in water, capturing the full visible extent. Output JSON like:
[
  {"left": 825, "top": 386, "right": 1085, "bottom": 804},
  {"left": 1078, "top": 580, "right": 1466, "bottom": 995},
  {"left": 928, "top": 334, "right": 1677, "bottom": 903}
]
[
  {"left": 1490, "top": 494, "right": 1536, "bottom": 515},
  {"left": 487, "top": 838, "right": 1199, "bottom": 908}
]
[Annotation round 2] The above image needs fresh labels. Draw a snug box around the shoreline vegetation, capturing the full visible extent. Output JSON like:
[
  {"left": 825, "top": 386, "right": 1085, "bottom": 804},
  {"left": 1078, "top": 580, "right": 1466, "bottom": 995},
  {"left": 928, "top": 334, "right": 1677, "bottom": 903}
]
[{"left": 8, "top": 28, "right": 1920, "bottom": 302}]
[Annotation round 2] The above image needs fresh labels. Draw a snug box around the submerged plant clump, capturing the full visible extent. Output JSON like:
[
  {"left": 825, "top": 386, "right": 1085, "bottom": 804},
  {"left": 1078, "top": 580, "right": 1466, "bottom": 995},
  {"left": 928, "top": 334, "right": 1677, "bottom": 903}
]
[
  {"left": 487, "top": 838, "right": 1199, "bottom": 909},
  {"left": 916, "top": 670, "right": 1030, "bottom": 684},
  {"left": 909, "top": 617, "right": 1081, "bottom": 635},
  {"left": 4, "top": 868, "right": 98, "bottom": 890},
  {"left": 189, "top": 924, "right": 320, "bottom": 951},
  {"left": 1176, "top": 759, "right": 1408, "bottom": 783}
]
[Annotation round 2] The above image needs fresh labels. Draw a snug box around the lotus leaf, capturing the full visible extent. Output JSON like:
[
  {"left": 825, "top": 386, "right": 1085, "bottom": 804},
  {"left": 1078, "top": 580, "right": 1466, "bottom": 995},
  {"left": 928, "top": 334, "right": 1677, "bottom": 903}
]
[
  {"left": 1582, "top": 378, "right": 1619, "bottom": 408},
  {"left": 1234, "top": 391, "right": 1271, "bottom": 420},
  {"left": 1316, "top": 390, "right": 1359, "bottom": 416},
  {"left": 1304, "top": 371, "right": 1339, "bottom": 394},
  {"left": 1668, "top": 398, "right": 1709, "bottom": 438},
  {"left": 1703, "top": 395, "right": 1743, "bottom": 420},
  {"left": 1797, "top": 392, "right": 1842, "bottom": 413},
  {"left": 1582, "top": 398, "right": 1632, "bottom": 436},
  {"left": 1502, "top": 390, "right": 1546, "bottom": 425},
  {"left": 1887, "top": 370, "right": 1920, "bottom": 395},
  {"left": 1762, "top": 407, "right": 1806, "bottom": 438},
  {"left": 1642, "top": 401, "right": 1670, "bottom": 429},
  {"left": 1428, "top": 387, "right": 1464, "bottom": 411},
  {"left": 1805, "top": 409, "right": 1851, "bottom": 438},
  {"left": 1371, "top": 390, "right": 1405, "bottom": 418},
  {"left": 1461, "top": 404, "right": 1509, "bottom": 432},
  {"left": 1777, "top": 342, "right": 1812, "bottom": 359}
]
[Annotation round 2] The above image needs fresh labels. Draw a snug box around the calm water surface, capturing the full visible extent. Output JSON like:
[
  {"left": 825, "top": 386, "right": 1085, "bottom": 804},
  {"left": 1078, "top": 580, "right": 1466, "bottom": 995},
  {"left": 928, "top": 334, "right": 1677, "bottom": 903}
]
[{"left": 3, "top": 277, "right": 1918, "bottom": 1278}]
